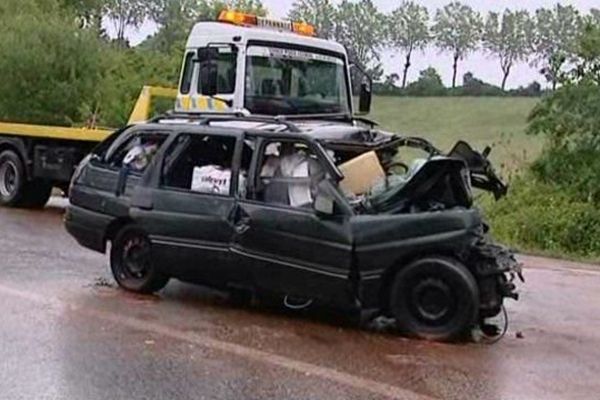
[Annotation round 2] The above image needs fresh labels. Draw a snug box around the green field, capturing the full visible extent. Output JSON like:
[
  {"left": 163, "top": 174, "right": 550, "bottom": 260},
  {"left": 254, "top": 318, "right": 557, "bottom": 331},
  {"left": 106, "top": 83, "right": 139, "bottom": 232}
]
[{"left": 369, "top": 96, "right": 542, "bottom": 173}]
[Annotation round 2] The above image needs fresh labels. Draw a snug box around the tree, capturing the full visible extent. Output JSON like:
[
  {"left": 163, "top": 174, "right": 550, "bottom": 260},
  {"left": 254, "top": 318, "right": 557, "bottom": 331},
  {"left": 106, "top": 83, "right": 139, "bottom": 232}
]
[
  {"left": 533, "top": 4, "right": 582, "bottom": 90},
  {"left": 288, "top": 0, "right": 336, "bottom": 39},
  {"left": 146, "top": 0, "right": 266, "bottom": 53},
  {"left": 387, "top": 1, "right": 429, "bottom": 89},
  {"left": 483, "top": 9, "right": 533, "bottom": 90},
  {"left": 432, "top": 2, "right": 482, "bottom": 89},
  {"left": 60, "top": 0, "right": 105, "bottom": 32},
  {"left": 405, "top": 67, "right": 446, "bottom": 96},
  {"left": 334, "top": 0, "right": 384, "bottom": 74},
  {"left": 194, "top": 0, "right": 266, "bottom": 21},
  {"left": 104, "top": 0, "right": 148, "bottom": 45},
  {"left": 0, "top": 0, "right": 106, "bottom": 125},
  {"left": 590, "top": 8, "right": 600, "bottom": 27}
]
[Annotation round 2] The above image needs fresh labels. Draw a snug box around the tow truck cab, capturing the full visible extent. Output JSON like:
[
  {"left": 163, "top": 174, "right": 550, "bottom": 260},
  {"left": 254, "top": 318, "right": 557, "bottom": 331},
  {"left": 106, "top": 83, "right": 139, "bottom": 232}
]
[{"left": 175, "top": 10, "right": 371, "bottom": 117}]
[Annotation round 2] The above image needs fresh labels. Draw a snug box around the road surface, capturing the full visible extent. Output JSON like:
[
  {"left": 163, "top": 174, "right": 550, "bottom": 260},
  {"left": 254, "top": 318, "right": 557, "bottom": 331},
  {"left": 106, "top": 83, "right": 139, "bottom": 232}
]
[{"left": 0, "top": 198, "right": 599, "bottom": 400}]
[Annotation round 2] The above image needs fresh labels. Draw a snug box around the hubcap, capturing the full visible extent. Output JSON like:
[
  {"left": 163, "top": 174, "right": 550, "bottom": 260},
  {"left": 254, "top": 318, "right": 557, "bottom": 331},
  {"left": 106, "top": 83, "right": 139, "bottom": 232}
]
[
  {"left": 121, "top": 236, "right": 151, "bottom": 280},
  {"left": 410, "top": 278, "right": 455, "bottom": 324},
  {"left": 0, "top": 160, "right": 17, "bottom": 198}
]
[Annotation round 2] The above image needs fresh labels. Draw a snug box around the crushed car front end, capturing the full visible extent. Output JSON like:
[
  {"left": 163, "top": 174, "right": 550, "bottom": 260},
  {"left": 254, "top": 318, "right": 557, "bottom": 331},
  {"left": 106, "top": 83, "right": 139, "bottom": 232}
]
[{"left": 314, "top": 124, "right": 523, "bottom": 338}]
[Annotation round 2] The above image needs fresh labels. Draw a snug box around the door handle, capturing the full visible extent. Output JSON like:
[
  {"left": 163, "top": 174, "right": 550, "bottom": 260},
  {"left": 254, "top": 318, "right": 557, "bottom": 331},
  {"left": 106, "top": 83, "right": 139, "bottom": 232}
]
[{"left": 234, "top": 217, "right": 251, "bottom": 235}]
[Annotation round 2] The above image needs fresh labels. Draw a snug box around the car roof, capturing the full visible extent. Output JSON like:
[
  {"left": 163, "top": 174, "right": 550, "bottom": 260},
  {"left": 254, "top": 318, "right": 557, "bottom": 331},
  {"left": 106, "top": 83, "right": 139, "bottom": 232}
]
[
  {"left": 127, "top": 121, "right": 318, "bottom": 143},
  {"left": 131, "top": 113, "right": 391, "bottom": 144}
]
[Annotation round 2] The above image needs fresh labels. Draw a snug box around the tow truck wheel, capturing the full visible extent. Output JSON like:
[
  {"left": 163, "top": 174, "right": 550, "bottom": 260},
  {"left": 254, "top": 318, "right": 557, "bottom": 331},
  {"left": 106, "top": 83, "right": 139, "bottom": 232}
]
[
  {"left": 110, "top": 226, "right": 169, "bottom": 294},
  {"left": 0, "top": 149, "right": 26, "bottom": 207},
  {"left": 22, "top": 181, "right": 52, "bottom": 208},
  {"left": 390, "top": 257, "right": 479, "bottom": 341}
]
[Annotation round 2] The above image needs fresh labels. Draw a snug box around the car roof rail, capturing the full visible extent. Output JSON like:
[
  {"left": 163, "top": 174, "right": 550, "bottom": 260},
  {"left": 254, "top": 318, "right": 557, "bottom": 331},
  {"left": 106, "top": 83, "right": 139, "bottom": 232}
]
[
  {"left": 150, "top": 111, "right": 302, "bottom": 133},
  {"left": 196, "top": 115, "right": 302, "bottom": 133}
]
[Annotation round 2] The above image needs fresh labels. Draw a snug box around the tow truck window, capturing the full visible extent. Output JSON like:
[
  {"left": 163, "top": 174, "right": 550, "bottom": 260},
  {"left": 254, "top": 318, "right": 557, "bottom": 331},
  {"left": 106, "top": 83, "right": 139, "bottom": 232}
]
[
  {"left": 180, "top": 52, "right": 195, "bottom": 95},
  {"left": 162, "top": 134, "right": 236, "bottom": 196},
  {"left": 245, "top": 46, "right": 350, "bottom": 116},
  {"left": 198, "top": 47, "right": 237, "bottom": 95}
]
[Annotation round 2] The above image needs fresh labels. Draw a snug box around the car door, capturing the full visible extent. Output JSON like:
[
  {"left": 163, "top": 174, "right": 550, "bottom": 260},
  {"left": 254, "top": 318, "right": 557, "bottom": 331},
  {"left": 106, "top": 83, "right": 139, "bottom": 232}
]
[
  {"left": 131, "top": 129, "right": 244, "bottom": 288},
  {"left": 230, "top": 136, "right": 355, "bottom": 308},
  {"left": 75, "top": 126, "right": 168, "bottom": 217}
]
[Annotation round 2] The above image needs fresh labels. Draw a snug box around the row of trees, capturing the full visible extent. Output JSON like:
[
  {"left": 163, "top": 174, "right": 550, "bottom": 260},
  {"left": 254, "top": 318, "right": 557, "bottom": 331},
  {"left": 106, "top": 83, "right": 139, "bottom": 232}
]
[
  {"left": 63, "top": 0, "right": 266, "bottom": 51},
  {"left": 2, "top": 0, "right": 597, "bottom": 127},
  {"left": 59, "top": 0, "right": 600, "bottom": 91},
  {"left": 0, "top": 0, "right": 268, "bottom": 126},
  {"left": 289, "top": 1, "right": 600, "bottom": 90}
]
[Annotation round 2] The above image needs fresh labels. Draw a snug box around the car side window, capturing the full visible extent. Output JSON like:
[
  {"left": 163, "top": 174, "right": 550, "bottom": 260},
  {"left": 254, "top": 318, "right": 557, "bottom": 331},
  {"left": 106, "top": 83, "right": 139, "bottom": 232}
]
[
  {"left": 106, "top": 132, "right": 168, "bottom": 173},
  {"left": 252, "top": 140, "right": 325, "bottom": 208},
  {"left": 161, "top": 133, "right": 236, "bottom": 196}
]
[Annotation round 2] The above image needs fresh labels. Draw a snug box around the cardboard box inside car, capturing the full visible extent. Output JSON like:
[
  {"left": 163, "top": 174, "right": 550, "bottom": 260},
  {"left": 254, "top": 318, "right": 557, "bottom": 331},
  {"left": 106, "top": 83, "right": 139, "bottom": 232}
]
[{"left": 339, "top": 151, "right": 385, "bottom": 195}]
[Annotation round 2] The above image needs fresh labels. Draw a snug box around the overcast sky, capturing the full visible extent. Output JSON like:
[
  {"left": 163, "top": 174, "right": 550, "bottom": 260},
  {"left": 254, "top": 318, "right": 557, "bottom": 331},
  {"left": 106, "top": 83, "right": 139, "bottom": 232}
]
[{"left": 121, "top": 1, "right": 597, "bottom": 88}]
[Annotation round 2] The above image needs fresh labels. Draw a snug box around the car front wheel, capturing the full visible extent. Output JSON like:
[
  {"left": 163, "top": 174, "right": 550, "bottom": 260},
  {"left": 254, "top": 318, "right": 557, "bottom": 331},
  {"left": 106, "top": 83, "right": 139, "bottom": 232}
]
[
  {"left": 389, "top": 257, "right": 479, "bottom": 341},
  {"left": 110, "top": 226, "right": 169, "bottom": 294}
]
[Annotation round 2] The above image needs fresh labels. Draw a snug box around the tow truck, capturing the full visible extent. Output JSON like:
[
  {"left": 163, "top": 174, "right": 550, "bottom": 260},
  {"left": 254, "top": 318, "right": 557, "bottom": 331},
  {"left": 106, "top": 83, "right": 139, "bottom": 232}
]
[{"left": 0, "top": 86, "right": 177, "bottom": 208}]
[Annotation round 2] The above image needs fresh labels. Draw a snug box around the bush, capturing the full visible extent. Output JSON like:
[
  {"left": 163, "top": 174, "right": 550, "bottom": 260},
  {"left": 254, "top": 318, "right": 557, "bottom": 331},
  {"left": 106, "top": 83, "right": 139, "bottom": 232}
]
[
  {"left": 404, "top": 67, "right": 447, "bottom": 96},
  {"left": 0, "top": 0, "right": 106, "bottom": 126},
  {"left": 483, "top": 175, "right": 600, "bottom": 259},
  {"left": 531, "top": 146, "right": 600, "bottom": 203}
]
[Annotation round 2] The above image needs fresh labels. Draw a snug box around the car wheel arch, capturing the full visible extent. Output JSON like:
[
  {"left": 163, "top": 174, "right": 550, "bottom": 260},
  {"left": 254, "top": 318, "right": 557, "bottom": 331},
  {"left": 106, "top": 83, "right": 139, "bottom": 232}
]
[{"left": 104, "top": 217, "right": 135, "bottom": 245}]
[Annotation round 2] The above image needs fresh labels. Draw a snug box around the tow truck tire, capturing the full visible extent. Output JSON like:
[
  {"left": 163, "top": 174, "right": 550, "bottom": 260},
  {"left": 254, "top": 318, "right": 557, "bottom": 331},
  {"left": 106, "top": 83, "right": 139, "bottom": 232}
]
[
  {"left": 0, "top": 149, "right": 26, "bottom": 207},
  {"left": 110, "top": 225, "right": 169, "bottom": 294},
  {"left": 0, "top": 150, "right": 52, "bottom": 208},
  {"left": 390, "top": 257, "right": 479, "bottom": 342},
  {"left": 22, "top": 181, "right": 52, "bottom": 209}
]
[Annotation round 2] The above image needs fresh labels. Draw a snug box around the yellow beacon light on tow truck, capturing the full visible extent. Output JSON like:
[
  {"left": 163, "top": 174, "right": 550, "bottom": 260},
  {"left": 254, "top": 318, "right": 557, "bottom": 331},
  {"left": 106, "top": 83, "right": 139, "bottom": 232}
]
[{"left": 218, "top": 10, "right": 316, "bottom": 37}]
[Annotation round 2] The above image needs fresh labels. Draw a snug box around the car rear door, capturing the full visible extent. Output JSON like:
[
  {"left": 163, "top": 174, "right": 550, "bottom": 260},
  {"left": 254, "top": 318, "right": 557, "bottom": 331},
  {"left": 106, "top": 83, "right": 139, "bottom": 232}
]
[
  {"left": 230, "top": 135, "right": 355, "bottom": 308},
  {"left": 131, "top": 129, "right": 245, "bottom": 288},
  {"left": 73, "top": 127, "right": 169, "bottom": 216}
]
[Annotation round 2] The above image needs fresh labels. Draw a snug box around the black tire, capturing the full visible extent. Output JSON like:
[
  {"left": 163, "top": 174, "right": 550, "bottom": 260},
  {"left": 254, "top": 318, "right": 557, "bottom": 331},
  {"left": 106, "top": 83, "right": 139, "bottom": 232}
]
[
  {"left": 22, "top": 180, "right": 52, "bottom": 208},
  {"left": 0, "top": 149, "right": 52, "bottom": 208},
  {"left": 0, "top": 149, "right": 26, "bottom": 207},
  {"left": 389, "top": 257, "right": 479, "bottom": 341},
  {"left": 110, "top": 225, "right": 169, "bottom": 294}
]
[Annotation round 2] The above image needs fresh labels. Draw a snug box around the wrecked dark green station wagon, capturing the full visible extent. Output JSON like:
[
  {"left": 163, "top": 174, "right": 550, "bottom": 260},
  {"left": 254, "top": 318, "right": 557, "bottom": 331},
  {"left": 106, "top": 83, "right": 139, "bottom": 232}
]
[{"left": 65, "top": 114, "right": 522, "bottom": 341}]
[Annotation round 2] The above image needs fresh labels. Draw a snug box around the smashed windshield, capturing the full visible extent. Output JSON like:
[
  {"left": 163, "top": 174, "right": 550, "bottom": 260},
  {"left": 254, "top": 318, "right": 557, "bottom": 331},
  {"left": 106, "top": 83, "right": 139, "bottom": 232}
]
[{"left": 245, "top": 45, "right": 350, "bottom": 116}]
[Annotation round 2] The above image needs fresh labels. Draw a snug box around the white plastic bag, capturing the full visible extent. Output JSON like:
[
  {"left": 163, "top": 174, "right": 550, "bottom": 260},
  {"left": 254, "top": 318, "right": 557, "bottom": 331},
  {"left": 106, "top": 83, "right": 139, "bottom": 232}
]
[{"left": 191, "top": 165, "right": 231, "bottom": 195}]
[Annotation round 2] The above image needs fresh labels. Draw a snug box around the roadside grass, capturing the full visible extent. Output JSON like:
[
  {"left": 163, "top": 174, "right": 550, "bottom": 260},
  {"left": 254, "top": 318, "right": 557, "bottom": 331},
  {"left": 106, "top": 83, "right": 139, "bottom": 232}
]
[{"left": 370, "top": 96, "right": 542, "bottom": 175}]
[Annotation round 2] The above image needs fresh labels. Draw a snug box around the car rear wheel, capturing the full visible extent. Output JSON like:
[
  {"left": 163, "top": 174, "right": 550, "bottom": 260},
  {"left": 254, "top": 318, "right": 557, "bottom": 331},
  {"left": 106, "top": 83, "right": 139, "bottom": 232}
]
[
  {"left": 110, "top": 226, "right": 169, "bottom": 294},
  {"left": 389, "top": 257, "right": 479, "bottom": 341}
]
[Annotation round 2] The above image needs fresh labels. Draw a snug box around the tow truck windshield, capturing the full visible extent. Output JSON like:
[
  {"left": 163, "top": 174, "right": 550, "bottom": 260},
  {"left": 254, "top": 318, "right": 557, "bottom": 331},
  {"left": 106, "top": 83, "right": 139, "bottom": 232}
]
[{"left": 244, "top": 45, "right": 350, "bottom": 116}]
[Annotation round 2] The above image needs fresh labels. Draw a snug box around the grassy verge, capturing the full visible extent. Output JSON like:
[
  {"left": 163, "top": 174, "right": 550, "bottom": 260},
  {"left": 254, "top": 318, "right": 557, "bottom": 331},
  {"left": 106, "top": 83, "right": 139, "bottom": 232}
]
[
  {"left": 480, "top": 176, "right": 600, "bottom": 263},
  {"left": 371, "top": 96, "right": 541, "bottom": 172}
]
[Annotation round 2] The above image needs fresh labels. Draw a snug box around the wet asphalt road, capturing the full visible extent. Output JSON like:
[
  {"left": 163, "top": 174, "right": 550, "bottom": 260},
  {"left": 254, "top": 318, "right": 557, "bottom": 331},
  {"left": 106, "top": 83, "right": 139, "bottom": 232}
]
[{"left": 1, "top": 198, "right": 599, "bottom": 400}]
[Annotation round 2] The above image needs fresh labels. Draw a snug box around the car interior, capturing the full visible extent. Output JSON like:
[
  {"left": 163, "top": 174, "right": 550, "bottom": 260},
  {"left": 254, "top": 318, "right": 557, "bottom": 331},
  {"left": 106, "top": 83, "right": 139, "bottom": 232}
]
[{"left": 162, "top": 134, "right": 236, "bottom": 192}]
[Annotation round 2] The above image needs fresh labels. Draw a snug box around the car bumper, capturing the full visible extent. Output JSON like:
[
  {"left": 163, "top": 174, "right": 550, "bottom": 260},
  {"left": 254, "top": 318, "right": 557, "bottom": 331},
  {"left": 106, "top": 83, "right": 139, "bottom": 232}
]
[{"left": 64, "top": 204, "right": 113, "bottom": 254}]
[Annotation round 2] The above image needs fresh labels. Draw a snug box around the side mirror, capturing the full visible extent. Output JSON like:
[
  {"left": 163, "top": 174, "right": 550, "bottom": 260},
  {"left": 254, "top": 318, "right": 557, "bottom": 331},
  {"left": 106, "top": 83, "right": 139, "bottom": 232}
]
[
  {"left": 198, "top": 47, "right": 219, "bottom": 96},
  {"left": 350, "top": 63, "right": 372, "bottom": 115},
  {"left": 359, "top": 80, "right": 372, "bottom": 114}
]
